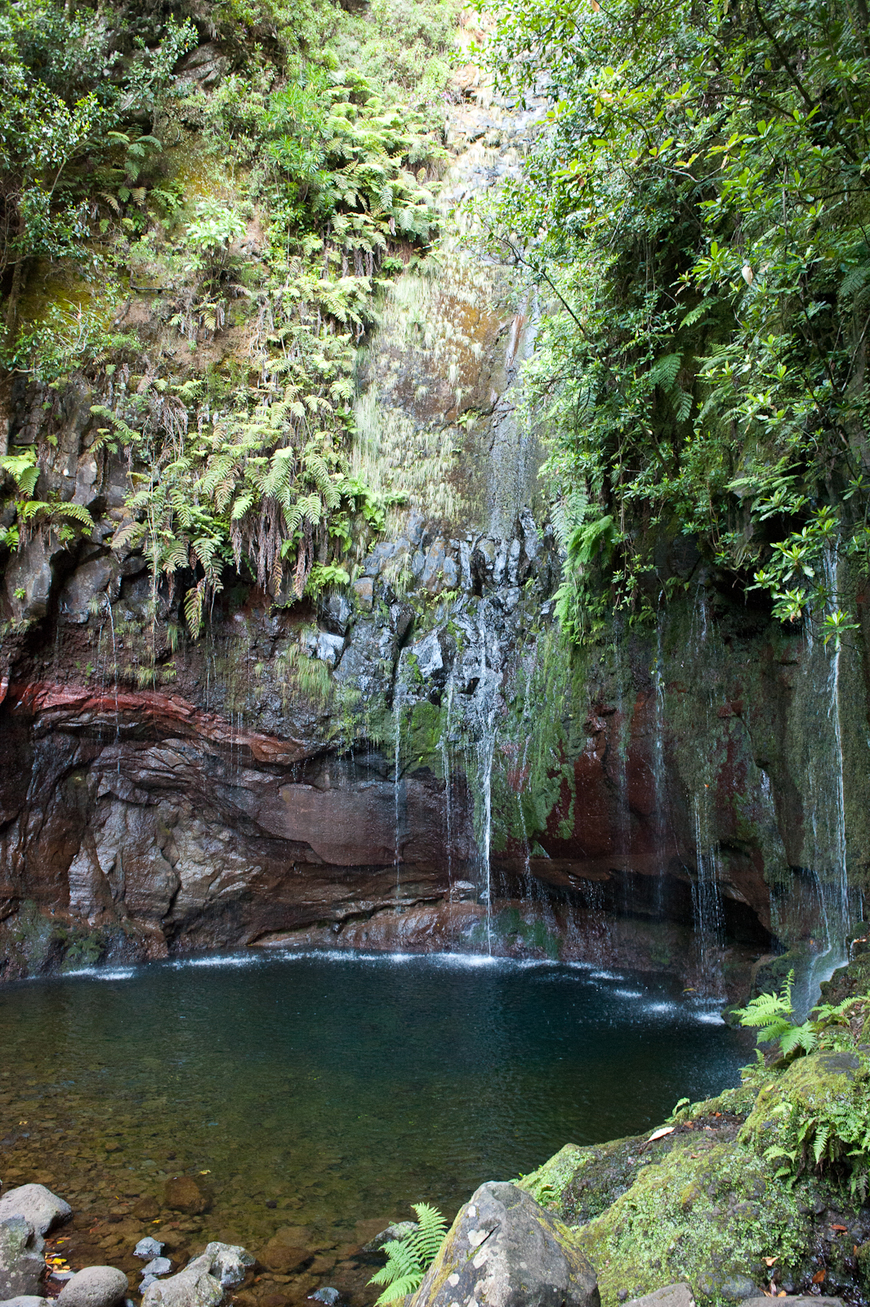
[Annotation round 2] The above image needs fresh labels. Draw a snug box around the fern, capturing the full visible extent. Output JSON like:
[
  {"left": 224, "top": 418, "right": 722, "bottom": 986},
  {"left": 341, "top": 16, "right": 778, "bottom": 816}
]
[{"left": 368, "top": 1203, "right": 448, "bottom": 1306}]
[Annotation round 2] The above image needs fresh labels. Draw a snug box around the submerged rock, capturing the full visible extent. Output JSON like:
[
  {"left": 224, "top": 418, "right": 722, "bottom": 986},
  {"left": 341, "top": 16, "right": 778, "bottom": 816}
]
[
  {"left": 410, "top": 1182, "right": 599, "bottom": 1307},
  {"left": 162, "top": 1178, "right": 209, "bottom": 1216}
]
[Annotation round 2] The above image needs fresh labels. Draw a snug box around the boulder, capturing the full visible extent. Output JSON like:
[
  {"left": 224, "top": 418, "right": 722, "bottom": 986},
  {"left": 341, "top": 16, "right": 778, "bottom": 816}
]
[
  {"left": 409, "top": 1182, "right": 599, "bottom": 1307},
  {"left": 202, "top": 1243, "right": 254, "bottom": 1288},
  {"left": 56, "top": 1267, "right": 128, "bottom": 1307},
  {"left": 163, "top": 1177, "right": 209, "bottom": 1215},
  {"left": 0, "top": 1186, "right": 71, "bottom": 1236},
  {"left": 141, "top": 1256, "right": 223, "bottom": 1307},
  {"left": 625, "top": 1288, "right": 695, "bottom": 1307},
  {"left": 0, "top": 1297, "right": 50, "bottom": 1307},
  {"left": 0, "top": 1218, "right": 45, "bottom": 1300}
]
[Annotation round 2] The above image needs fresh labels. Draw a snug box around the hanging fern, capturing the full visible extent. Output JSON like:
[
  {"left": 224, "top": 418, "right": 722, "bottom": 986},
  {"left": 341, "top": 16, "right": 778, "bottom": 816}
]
[{"left": 368, "top": 1203, "right": 448, "bottom": 1306}]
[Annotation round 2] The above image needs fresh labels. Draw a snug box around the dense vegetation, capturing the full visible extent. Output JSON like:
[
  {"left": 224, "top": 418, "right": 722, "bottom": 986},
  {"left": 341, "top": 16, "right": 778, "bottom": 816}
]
[
  {"left": 482, "top": 0, "right": 870, "bottom": 645},
  {"left": 0, "top": 0, "right": 455, "bottom": 647}
]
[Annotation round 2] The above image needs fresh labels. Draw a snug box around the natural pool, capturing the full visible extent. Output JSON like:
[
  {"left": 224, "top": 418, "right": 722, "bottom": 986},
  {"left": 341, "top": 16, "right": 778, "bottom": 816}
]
[{"left": 0, "top": 951, "right": 752, "bottom": 1303}]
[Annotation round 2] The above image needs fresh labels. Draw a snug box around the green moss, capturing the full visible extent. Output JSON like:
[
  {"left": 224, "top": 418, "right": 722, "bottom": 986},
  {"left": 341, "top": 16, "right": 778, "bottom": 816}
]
[
  {"left": 739, "top": 1045, "right": 870, "bottom": 1197},
  {"left": 517, "top": 1143, "right": 586, "bottom": 1208},
  {"left": 406, "top": 698, "right": 447, "bottom": 772},
  {"left": 575, "top": 1138, "right": 812, "bottom": 1307},
  {"left": 493, "top": 907, "right": 560, "bottom": 959}
]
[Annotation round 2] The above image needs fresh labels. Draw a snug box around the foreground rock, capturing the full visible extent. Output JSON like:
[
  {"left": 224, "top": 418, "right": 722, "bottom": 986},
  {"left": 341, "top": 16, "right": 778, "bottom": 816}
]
[
  {"left": 410, "top": 1182, "right": 599, "bottom": 1307},
  {"left": 202, "top": 1244, "right": 254, "bottom": 1288},
  {"left": 0, "top": 1187, "right": 71, "bottom": 1237},
  {"left": 141, "top": 1254, "right": 223, "bottom": 1307},
  {"left": 0, "top": 1219, "right": 44, "bottom": 1299},
  {"left": 57, "top": 1267, "right": 128, "bottom": 1307}
]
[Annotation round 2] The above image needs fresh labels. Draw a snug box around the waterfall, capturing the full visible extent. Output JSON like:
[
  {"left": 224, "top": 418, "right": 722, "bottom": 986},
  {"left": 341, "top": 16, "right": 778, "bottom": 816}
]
[
  {"left": 690, "top": 789, "right": 725, "bottom": 995},
  {"left": 802, "top": 544, "right": 852, "bottom": 990},
  {"left": 469, "top": 606, "right": 501, "bottom": 952},
  {"left": 393, "top": 648, "right": 409, "bottom": 899},
  {"left": 440, "top": 678, "right": 456, "bottom": 899},
  {"left": 651, "top": 613, "right": 668, "bottom": 916}
]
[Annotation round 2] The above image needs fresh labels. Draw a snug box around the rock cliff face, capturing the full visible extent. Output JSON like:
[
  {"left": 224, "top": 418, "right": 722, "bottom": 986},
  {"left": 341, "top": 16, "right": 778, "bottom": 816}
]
[{"left": 1, "top": 72, "right": 868, "bottom": 990}]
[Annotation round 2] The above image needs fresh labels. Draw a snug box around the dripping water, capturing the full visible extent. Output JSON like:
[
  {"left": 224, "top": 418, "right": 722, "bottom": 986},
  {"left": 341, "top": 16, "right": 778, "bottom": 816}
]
[
  {"left": 393, "top": 649, "right": 409, "bottom": 899},
  {"left": 690, "top": 790, "right": 725, "bottom": 995},
  {"left": 803, "top": 543, "right": 851, "bottom": 993},
  {"left": 440, "top": 677, "right": 455, "bottom": 899}
]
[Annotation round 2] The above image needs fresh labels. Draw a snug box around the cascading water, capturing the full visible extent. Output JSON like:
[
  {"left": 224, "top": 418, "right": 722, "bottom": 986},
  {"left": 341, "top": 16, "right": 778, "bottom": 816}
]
[
  {"left": 393, "top": 647, "right": 410, "bottom": 898},
  {"left": 440, "top": 678, "right": 456, "bottom": 898},
  {"left": 801, "top": 543, "right": 852, "bottom": 991},
  {"left": 468, "top": 605, "right": 501, "bottom": 952},
  {"left": 690, "top": 789, "right": 726, "bottom": 993},
  {"left": 651, "top": 612, "right": 668, "bottom": 917}
]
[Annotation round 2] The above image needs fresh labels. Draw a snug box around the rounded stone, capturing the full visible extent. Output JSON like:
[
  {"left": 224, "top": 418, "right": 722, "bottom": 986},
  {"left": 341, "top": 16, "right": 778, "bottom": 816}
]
[
  {"left": 162, "top": 1178, "right": 209, "bottom": 1216},
  {"left": 57, "top": 1266, "right": 129, "bottom": 1307}
]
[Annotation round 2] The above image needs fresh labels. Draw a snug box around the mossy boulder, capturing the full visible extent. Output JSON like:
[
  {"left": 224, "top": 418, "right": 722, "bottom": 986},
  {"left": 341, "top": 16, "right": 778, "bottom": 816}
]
[
  {"left": 738, "top": 1045, "right": 870, "bottom": 1195},
  {"left": 573, "top": 1136, "right": 812, "bottom": 1307}
]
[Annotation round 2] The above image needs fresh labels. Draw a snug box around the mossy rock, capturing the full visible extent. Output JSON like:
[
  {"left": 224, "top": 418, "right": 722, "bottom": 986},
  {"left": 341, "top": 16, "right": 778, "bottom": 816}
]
[
  {"left": 520, "top": 1086, "right": 761, "bottom": 1227},
  {"left": 573, "top": 1137, "right": 813, "bottom": 1307},
  {"left": 738, "top": 1045, "right": 870, "bottom": 1187}
]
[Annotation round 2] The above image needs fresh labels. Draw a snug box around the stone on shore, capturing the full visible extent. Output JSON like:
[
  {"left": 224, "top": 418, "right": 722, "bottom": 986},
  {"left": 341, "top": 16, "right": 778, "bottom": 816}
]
[
  {"left": 625, "top": 1287, "right": 695, "bottom": 1307},
  {"left": 57, "top": 1267, "right": 128, "bottom": 1307},
  {"left": 0, "top": 1296, "right": 50, "bottom": 1307},
  {"left": 203, "top": 1243, "right": 254, "bottom": 1288},
  {"left": 0, "top": 1187, "right": 71, "bottom": 1237},
  {"left": 0, "top": 1218, "right": 45, "bottom": 1300},
  {"left": 140, "top": 1254, "right": 223, "bottom": 1307},
  {"left": 135, "top": 1240, "right": 165, "bottom": 1261},
  {"left": 409, "top": 1181, "right": 600, "bottom": 1307}
]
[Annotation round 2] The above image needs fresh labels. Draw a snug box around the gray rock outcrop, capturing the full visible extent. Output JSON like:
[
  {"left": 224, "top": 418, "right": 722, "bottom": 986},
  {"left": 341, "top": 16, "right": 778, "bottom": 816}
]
[
  {"left": 625, "top": 1288, "right": 695, "bottom": 1307},
  {"left": 0, "top": 1219, "right": 45, "bottom": 1300},
  {"left": 0, "top": 1186, "right": 71, "bottom": 1237},
  {"left": 410, "top": 1182, "right": 599, "bottom": 1307},
  {"left": 140, "top": 1254, "right": 223, "bottom": 1307},
  {"left": 202, "top": 1244, "right": 255, "bottom": 1288}
]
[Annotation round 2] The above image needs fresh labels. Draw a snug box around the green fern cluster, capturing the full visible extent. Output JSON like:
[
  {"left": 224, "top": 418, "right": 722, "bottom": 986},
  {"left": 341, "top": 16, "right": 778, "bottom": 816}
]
[
  {"left": 368, "top": 1203, "right": 448, "bottom": 1305},
  {"left": 733, "top": 971, "right": 865, "bottom": 1062},
  {"left": 759, "top": 1066, "right": 870, "bottom": 1201},
  {"left": 734, "top": 971, "right": 818, "bottom": 1058}
]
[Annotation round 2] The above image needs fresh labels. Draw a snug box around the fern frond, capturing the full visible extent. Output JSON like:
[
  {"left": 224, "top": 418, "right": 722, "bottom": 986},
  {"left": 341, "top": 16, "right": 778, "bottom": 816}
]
[{"left": 407, "top": 1203, "right": 447, "bottom": 1264}]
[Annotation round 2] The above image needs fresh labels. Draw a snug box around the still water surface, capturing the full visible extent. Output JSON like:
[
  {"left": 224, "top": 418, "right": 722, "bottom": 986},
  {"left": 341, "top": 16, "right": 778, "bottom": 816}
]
[{"left": 0, "top": 951, "right": 751, "bottom": 1249}]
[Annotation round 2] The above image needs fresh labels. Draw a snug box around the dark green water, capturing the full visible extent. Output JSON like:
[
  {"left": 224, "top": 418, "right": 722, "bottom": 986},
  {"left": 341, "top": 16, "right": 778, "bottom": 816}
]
[{"left": 0, "top": 951, "right": 751, "bottom": 1250}]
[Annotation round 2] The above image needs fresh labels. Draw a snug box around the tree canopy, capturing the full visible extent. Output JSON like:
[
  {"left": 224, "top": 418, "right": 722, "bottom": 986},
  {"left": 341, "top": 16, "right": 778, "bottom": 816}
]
[{"left": 483, "top": 0, "right": 870, "bottom": 644}]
